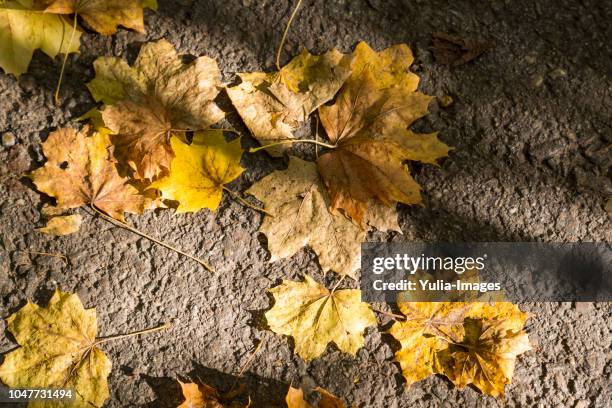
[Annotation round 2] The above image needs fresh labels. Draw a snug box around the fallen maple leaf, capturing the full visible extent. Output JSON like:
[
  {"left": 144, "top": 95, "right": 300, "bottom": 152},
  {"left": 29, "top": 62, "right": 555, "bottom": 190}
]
[
  {"left": 0, "top": 290, "right": 112, "bottom": 407},
  {"left": 30, "top": 126, "right": 148, "bottom": 221},
  {"left": 390, "top": 299, "right": 530, "bottom": 397},
  {"left": 87, "top": 39, "right": 224, "bottom": 180},
  {"left": 34, "top": 0, "right": 157, "bottom": 35},
  {"left": 150, "top": 130, "right": 244, "bottom": 213},
  {"left": 286, "top": 386, "right": 346, "bottom": 408},
  {"left": 247, "top": 157, "right": 364, "bottom": 277},
  {"left": 227, "top": 49, "right": 351, "bottom": 155},
  {"left": 439, "top": 303, "right": 531, "bottom": 397},
  {"left": 177, "top": 380, "right": 250, "bottom": 408},
  {"left": 389, "top": 302, "right": 470, "bottom": 386},
  {"left": 0, "top": 0, "right": 82, "bottom": 77},
  {"left": 37, "top": 213, "right": 82, "bottom": 235},
  {"left": 265, "top": 275, "right": 377, "bottom": 361},
  {"left": 432, "top": 32, "right": 493, "bottom": 66},
  {"left": 317, "top": 41, "right": 451, "bottom": 224}
]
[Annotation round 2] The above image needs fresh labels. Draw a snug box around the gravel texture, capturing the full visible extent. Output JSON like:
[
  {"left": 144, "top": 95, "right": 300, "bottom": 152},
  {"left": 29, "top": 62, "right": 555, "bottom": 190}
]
[{"left": 1, "top": 0, "right": 611, "bottom": 407}]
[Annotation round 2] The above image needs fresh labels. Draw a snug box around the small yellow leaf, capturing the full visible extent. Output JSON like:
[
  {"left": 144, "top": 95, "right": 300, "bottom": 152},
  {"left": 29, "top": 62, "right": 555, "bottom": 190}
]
[
  {"left": 265, "top": 275, "right": 377, "bottom": 361},
  {"left": 0, "top": 1, "right": 82, "bottom": 77},
  {"left": 0, "top": 290, "right": 112, "bottom": 407},
  {"left": 150, "top": 130, "right": 244, "bottom": 213},
  {"left": 37, "top": 213, "right": 82, "bottom": 235}
]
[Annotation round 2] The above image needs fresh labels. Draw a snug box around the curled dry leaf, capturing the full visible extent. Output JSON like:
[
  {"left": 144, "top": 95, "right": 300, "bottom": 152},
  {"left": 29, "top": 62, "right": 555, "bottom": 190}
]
[
  {"left": 227, "top": 49, "right": 351, "bottom": 155},
  {"left": 286, "top": 386, "right": 346, "bottom": 408},
  {"left": 0, "top": 290, "right": 112, "bottom": 407},
  {"left": 0, "top": 0, "right": 82, "bottom": 77},
  {"left": 150, "top": 130, "right": 244, "bottom": 213},
  {"left": 317, "top": 41, "right": 451, "bottom": 225},
  {"left": 389, "top": 300, "right": 531, "bottom": 397},
  {"left": 87, "top": 39, "right": 224, "bottom": 180},
  {"left": 30, "top": 126, "right": 148, "bottom": 222},
  {"left": 177, "top": 380, "right": 250, "bottom": 408},
  {"left": 247, "top": 157, "right": 364, "bottom": 277},
  {"left": 265, "top": 275, "right": 377, "bottom": 361},
  {"left": 34, "top": 0, "right": 157, "bottom": 35},
  {"left": 37, "top": 213, "right": 83, "bottom": 235}
]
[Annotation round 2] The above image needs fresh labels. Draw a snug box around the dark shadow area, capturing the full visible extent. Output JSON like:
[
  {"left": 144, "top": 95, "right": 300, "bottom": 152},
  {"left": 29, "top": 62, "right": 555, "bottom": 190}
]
[{"left": 141, "top": 374, "right": 183, "bottom": 408}]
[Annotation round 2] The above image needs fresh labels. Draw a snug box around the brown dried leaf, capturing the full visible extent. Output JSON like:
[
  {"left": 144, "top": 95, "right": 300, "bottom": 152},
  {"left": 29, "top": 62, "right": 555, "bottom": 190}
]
[
  {"left": 227, "top": 49, "right": 351, "bottom": 156},
  {"left": 30, "top": 126, "right": 147, "bottom": 221},
  {"left": 432, "top": 32, "right": 493, "bottom": 66},
  {"left": 88, "top": 39, "right": 224, "bottom": 180},
  {"left": 317, "top": 42, "right": 450, "bottom": 224}
]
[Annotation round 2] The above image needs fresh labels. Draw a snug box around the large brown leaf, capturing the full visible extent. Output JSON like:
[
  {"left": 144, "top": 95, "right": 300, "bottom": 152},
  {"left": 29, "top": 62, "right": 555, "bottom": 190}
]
[
  {"left": 317, "top": 42, "right": 451, "bottom": 224},
  {"left": 87, "top": 39, "right": 224, "bottom": 180}
]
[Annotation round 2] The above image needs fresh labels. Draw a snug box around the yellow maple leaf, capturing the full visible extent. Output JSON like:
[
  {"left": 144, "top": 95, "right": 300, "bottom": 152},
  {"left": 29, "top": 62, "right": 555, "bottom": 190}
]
[
  {"left": 0, "top": 0, "right": 82, "bottom": 77},
  {"left": 389, "top": 302, "right": 470, "bottom": 386},
  {"left": 150, "top": 130, "right": 244, "bottom": 213},
  {"left": 87, "top": 39, "right": 224, "bottom": 180},
  {"left": 30, "top": 126, "right": 148, "bottom": 222},
  {"left": 177, "top": 380, "right": 250, "bottom": 408},
  {"left": 227, "top": 49, "right": 351, "bottom": 156},
  {"left": 247, "top": 157, "right": 365, "bottom": 277},
  {"left": 37, "top": 213, "right": 82, "bottom": 235},
  {"left": 438, "top": 303, "right": 531, "bottom": 397},
  {"left": 286, "top": 386, "right": 346, "bottom": 408},
  {"left": 0, "top": 290, "right": 112, "bottom": 407},
  {"left": 265, "top": 275, "right": 377, "bottom": 361},
  {"left": 317, "top": 41, "right": 451, "bottom": 224},
  {"left": 35, "top": 0, "right": 157, "bottom": 35}
]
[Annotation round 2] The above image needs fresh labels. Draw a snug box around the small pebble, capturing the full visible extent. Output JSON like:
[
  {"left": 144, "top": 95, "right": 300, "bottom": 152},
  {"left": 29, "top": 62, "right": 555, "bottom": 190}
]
[
  {"left": 525, "top": 54, "right": 537, "bottom": 64},
  {"left": 531, "top": 74, "right": 544, "bottom": 88},
  {"left": 549, "top": 67, "right": 567, "bottom": 79},
  {"left": 438, "top": 94, "right": 454, "bottom": 108},
  {"left": 2, "top": 132, "right": 16, "bottom": 147}
]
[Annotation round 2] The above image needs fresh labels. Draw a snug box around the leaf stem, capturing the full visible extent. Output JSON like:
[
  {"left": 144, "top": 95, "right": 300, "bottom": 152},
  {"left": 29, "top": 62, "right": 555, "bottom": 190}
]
[
  {"left": 314, "top": 113, "right": 320, "bottom": 159},
  {"left": 275, "top": 0, "right": 303, "bottom": 70},
  {"left": 88, "top": 204, "right": 213, "bottom": 272},
  {"left": 223, "top": 187, "right": 273, "bottom": 217},
  {"left": 17, "top": 250, "right": 68, "bottom": 264},
  {"left": 249, "top": 138, "right": 336, "bottom": 153},
  {"left": 330, "top": 275, "right": 346, "bottom": 294},
  {"left": 94, "top": 322, "right": 170, "bottom": 346},
  {"left": 236, "top": 339, "right": 265, "bottom": 379},
  {"left": 371, "top": 307, "right": 406, "bottom": 321},
  {"left": 54, "top": 13, "right": 78, "bottom": 104}
]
